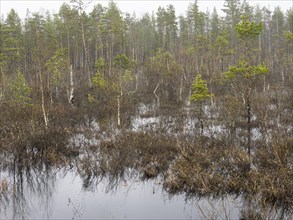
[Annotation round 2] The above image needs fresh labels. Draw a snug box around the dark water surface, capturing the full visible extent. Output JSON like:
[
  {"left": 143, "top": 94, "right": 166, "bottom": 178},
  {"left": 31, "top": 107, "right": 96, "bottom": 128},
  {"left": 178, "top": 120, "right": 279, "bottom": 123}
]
[{"left": 0, "top": 170, "right": 241, "bottom": 219}]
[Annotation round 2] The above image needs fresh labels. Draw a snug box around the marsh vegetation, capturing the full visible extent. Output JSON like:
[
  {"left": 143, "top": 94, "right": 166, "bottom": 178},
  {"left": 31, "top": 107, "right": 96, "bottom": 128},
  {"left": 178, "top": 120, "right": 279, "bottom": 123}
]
[{"left": 0, "top": 0, "right": 292, "bottom": 219}]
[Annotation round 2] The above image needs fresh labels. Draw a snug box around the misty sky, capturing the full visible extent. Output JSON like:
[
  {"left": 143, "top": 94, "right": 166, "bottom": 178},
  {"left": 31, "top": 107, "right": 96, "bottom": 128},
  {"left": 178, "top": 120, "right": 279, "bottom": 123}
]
[{"left": 1, "top": 0, "right": 292, "bottom": 19}]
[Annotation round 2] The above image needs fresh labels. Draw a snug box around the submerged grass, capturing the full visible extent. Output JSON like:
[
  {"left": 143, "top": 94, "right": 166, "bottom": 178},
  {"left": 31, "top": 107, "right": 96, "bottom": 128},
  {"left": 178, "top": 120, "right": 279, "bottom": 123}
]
[
  {"left": 77, "top": 131, "right": 178, "bottom": 189},
  {"left": 164, "top": 138, "right": 293, "bottom": 213},
  {"left": 75, "top": 127, "right": 293, "bottom": 215}
]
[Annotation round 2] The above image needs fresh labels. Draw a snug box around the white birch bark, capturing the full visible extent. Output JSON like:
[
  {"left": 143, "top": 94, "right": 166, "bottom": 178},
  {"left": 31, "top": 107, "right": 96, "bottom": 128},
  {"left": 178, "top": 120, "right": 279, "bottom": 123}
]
[
  {"left": 69, "top": 65, "right": 74, "bottom": 104},
  {"left": 117, "top": 96, "right": 121, "bottom": 126},
  {"left": 39, "top": 73, "right": 49, "bottom": 129}
]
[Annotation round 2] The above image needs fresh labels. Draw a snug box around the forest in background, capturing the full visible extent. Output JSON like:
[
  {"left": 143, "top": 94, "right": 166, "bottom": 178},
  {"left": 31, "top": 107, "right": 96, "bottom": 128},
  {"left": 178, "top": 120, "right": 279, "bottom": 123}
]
[
  {"left": 0, "top": 0, "right": 292, "bottom": 127},
  {"left": 0, "top": 1, "right": 293, "bottom": 216},
  {"left": 0, "top": 0, "right": 292, "bottom": 121}
]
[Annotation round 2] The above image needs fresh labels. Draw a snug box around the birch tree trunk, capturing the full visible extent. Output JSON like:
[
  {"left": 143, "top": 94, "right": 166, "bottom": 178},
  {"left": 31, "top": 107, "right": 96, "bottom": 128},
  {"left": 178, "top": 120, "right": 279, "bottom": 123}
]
[
  {"left": 69, "top": 65, "right": 74, "bottom": 104},
  {"left": 153, "top": 81, "right": 160, "bottom": 104},
  {"left": 81, "top": 16, "right": 91, "bottom": 87},
  {"left": 117, "top": 96, "right": 121, "bottom": 126},
  {"left": 39, "top": 73, "right": 49, "bottom": 129},
  {"left": 179, "top": 75, "right": 183, "bottom": 102}
]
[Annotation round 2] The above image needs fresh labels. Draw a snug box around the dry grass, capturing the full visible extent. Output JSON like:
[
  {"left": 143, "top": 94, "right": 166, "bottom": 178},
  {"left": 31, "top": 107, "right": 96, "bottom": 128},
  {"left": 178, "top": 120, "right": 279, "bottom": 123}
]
[
  {"left": 163, "top": 138, "right": 293, "bottom": 213},
  {"left": 75, "top": 129, "right": 293, "bottom": 213}
]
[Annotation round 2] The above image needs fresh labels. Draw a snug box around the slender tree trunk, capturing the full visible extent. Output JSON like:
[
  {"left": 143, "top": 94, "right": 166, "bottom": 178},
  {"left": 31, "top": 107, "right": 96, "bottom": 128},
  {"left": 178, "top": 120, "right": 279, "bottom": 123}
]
[
  {"left": 154, "top": 81, "right": 160, "bottom": 104},
  {"left": 246, "top": 89, "right": 251, "bottom": 168},
  {"left": 179, "top": 75, "right": 183, "bottom": 102},
  {"left": 35, "top": 25, "right": 48, "bottom": 130},
  {"left": 0, "top": 67, "right": 4, "bottom": 99},
  {"left": 117, "top": 70, "right": 124, "bottom": 127},
  {"left": 67, "top": 30, "right": 74, "bottom": 104},
  {"left": 110, "top": 32, "right": 115, "bottom": 74},
  {"left": 50, "top": 89, "right": 53, "bottom": 104},
  {"left": 210, "top": 79, "right": 214, "bottom": 106},
  {"left": 69, "top": 65, "right": 74, "bottom": 104},
  {"left": 281, "top": 67, "right": 285, "bottom": 85},
  {"left": 67, "top": 29, "right": 70, "bottom": 65},
  {"left": 199, "top": 102, "right": 204, "bottom": 135},
  {"left": 135, "top": 72, "right": 138, "bottom": 91},
  {"left": 80, "top": 11, "right": 91, "bottom": 87},
  {"left": 117, "top": 95, "right": 121, "bottom": 126},
  {"left": 263, "top": 76, "right": 266, "bottom": 93},
  {"left": 258, "top": 35, "right": 261, "bottom": 64},
  {"left": 99, "top": 36, "right": 103, "bottom": 58},
  {"left": 39, "top": 73, "right": 49, "bottom": 129},
  {"left": 48, "top": 74, "right": 53, "bottom": 105},
  {"left": 94, "top": 35, "right": 98, "bottom": 64}
]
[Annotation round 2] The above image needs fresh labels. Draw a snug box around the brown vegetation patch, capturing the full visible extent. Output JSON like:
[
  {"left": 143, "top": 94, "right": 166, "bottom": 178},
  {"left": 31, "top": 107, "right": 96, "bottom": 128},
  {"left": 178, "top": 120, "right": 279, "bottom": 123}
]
[
  {"left": 77, "top": 131, "right": 179, "bottom": 190},
  {"left": 163, "top": 139, "right": 293, "bottom": 210}
]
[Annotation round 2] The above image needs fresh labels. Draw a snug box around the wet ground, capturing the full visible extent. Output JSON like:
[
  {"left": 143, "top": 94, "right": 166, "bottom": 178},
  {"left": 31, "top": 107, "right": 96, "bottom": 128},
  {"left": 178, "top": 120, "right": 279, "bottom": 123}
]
[{"left": 0, "top": 102, "right": 292, "bottom": 219}]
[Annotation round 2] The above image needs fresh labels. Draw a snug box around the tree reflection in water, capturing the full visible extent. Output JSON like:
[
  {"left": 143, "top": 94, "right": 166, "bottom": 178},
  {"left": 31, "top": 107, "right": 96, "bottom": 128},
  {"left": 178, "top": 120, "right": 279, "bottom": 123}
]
[
  {"left": 0, "top": 134, "right": 77, "bottom": 219},
  {"left": 0, "top": 123, "right": 292, "bottom": 219}
]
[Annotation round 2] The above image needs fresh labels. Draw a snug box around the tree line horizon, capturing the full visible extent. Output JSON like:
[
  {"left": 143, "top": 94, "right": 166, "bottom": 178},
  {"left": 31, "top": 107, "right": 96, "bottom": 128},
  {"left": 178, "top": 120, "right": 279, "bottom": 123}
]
[{"left": 0, "top": 0, "right": 292, "bottom": 131}]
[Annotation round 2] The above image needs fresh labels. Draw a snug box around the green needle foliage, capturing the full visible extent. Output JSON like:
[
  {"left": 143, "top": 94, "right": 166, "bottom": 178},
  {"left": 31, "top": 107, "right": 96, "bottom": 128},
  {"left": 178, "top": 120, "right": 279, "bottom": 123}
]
[
  {"left": 223, "top": 61, "right": 269, "bottom": 80},
  {"left": 189, "top": 74, "right": 213, "bottom": 135},
  {"left": 222, "top": 16, "right": 269, "bottom": 82},
  {"left": 7, "top": 71, "right": 32, "bottom": 107},
  {"left": 236, "top": 16, "right": 262, "bottom": 40},
  {"left": 190, "top": 74, "right": 213, "bottom": 103},
  {"left": 223, "top": 17, "right": 269, "bottom": 83},
  {"left": 223, "top": 16, "right": 269, "bottom": 81},
  {"left": 95, "top": 57, "right": 107, "bottom": 72},
  {"left": 114, "top": 54, "right": 130, "bottom": 70},
  {"left": 46, "top": 49, "right": 68, "bottom": 86},
  {"left": 92, "top": 72, "right": 107, "bottom": 89}
]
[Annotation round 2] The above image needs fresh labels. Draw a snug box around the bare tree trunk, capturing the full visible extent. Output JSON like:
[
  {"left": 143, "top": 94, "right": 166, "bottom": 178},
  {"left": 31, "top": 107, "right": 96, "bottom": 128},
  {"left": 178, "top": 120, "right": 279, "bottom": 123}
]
[
  {"left": 81, "top": 22, "right": 91, "bottom": 87},
  {"left": 245, "top": 87, "right": 252, "bottom": 169},
  {"left": 99, "top": 36, "right": 103, "bottom": 58},
  {"left": 67, "top": 29, "right": 74, "bottom": 104},
  {"left": 39, "top": 73, "right": 49, "bottom": 129},
  {"left": 247, "top": 96, "right": 251, "bottom": 167},
  {"left": 94, "top": 35, "right": 98, "bottom": 65},
  {"left": 77, "top": 1, "right": 91, "bottom": 87},
  {"left": 35, "top": 25, "right": 48, "bottom": 130},
  {"left": 154, "top": 81, "right": 160, "bottom": 104},
  {"left": 0, "top": 67, "right": 4, "bottom": 100},
  {"left": 186, "top": 89, "right": 191, "bottom": 106},
  {"left": 281, "top": 68, "right": 285, "bottom": 85},
  {"left": 117, "top": 96, "right": 121, "bottom": 126},
  {"left": 135, "top": 72, "right": 138, "bottom": 91},
  {"left": 50, "top": 89, "right": 53, "bottom": 104},
  {"left": 196, "top": 101, "right": 204, "bottom": 136},
  {"left": 210, "top": 79, "right": 214, "bottom": 106},
  {"left": 179, "top": 75, "right": 183, "bottom": 102},
  {"left": 69, "top": 65, "right": 74, "bottom": 104},
  {"left": 110, "top": 32, "right": 115, "bottom": 75},
  {"left": 48, "top": 74, "right": 53, "bottom": 105},
  {"left": 106, "top": 36, "right": 111, "bottom": 77},
  {"left": 258, "top": 35, "right": 261, "bottom": 64},
  {"left": 263, "top": 76, "right": 266, "bottom": 93}
]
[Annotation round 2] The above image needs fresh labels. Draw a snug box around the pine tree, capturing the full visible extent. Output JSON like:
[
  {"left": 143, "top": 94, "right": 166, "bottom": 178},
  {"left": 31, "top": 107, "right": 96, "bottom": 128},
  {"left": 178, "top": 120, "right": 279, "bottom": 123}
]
[
  {"left": 223, "top": 16, "right": 269, "bottom": 165},
  {"left": 6, "top": 71, "right": 32, "bottom": 108},
  {"left": 190, "top": 74, "right": 213, "bottom": 134}
]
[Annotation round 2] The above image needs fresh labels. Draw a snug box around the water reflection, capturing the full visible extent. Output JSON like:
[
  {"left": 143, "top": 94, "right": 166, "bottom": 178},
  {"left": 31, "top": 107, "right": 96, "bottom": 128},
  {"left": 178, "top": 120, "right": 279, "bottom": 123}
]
[
  {"left": 0, "top": 138, "right": 76, "bottom": 219},
  {"left": 0, "top": 166, "right": 199, "bottom": 219},
  {"left": 0, "top": 103, "right": 292, "bottom": 219},
  {"left": 0, "top": 163, "right": 57, "bottom": 219},
  {"left": 0, "top": 146, "right": 292, "bottom": 219}
]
